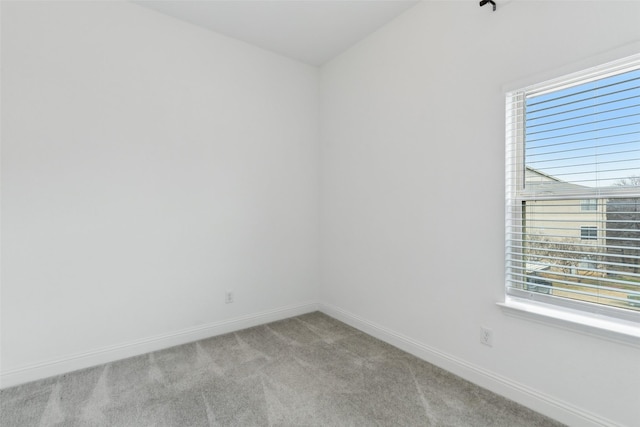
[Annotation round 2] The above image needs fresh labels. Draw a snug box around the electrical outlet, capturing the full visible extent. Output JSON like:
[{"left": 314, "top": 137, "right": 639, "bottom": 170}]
[
  {"left": 225, "top": 290, "right": 234, "bottom": 304},
  {"left": 480, "top": 327, "right": 493, "bottom": 347}
]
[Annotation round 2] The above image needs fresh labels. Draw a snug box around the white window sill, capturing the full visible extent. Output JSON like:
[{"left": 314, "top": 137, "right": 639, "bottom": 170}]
[{"left": 497, "top": 298, "right": 640, "bottom": 348}]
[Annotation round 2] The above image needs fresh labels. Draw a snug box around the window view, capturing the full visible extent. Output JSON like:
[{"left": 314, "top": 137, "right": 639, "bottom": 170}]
[
  {"left": 580, "top": 226, "right": 598, "bottom": 240},
  {"left": 580, "top": 199, "right": 597, "bottom": 211},
  {"left": 506, "top": 56, "right": 640, "bottom": 318}
]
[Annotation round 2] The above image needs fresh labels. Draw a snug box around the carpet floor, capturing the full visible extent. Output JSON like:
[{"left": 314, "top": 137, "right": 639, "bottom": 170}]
[{"left": 0, "top": 312, "right": 564, "bottom": 426}]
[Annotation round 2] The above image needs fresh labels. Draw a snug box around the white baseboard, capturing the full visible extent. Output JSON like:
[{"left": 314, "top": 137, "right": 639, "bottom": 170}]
[
  {"left": 0, "top": 301, "right": 319, "bottom": 389},
  {"left": 320, "top": 303, "right": 618, "bottom": 427}
]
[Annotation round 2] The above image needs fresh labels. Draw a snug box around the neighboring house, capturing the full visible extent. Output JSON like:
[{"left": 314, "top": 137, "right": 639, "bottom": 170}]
[
  {"left": 523, "top": 167, "right": 606, "bottom": 249},
  {"left": 523, "top": 167, "right": 639, "bottom": 287},
  {"left": 606, "top": 197, "right": 640, "bottom": 274}
]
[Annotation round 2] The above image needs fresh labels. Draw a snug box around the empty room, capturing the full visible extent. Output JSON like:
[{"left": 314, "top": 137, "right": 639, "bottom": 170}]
[{"left": 1, "top": 1, "right": 639, "bottom": 426}]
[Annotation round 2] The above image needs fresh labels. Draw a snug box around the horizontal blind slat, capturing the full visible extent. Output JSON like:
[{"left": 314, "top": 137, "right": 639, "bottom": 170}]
[
  {"left": 526, "top": 75, "right": 640, "bottom": 108},
  {"left": 526, "top": 83, "right": 640, "bottom": 115}
]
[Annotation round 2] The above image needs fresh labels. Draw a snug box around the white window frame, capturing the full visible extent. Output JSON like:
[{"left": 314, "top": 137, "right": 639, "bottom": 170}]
[
  {"left": 580, "top": 199, "right": 598, "bottom": 211},
  {"left": 503, "top": 52, "right": 640, "bottom": 342},
  {"left": 580, "top": 226, "right": 598, "bottom": 240}
]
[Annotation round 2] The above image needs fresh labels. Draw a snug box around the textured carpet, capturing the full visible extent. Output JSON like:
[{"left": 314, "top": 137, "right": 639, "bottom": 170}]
[{"left": 1, "top": 312, "right": 564, "bottom": 426}]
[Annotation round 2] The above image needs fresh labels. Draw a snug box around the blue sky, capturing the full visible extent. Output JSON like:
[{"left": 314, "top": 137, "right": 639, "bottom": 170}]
[{"left": 525, "top": 68, "right": 640, "bottom": 188}]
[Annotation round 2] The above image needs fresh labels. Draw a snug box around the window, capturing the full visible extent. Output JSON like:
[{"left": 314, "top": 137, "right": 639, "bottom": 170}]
[
  {"left": 581, "top": 199, "right": 597, "bottom": 211},
  {"left": 580, "top": 226, "right": 597, "bottom": 240},
  {"left": 506, "top": 54, "right": 640, "bottom": 322}
]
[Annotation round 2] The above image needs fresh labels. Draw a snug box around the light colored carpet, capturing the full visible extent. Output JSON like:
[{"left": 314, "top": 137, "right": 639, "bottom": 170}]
[{"left": 0, "top": 312, "right": 564, "bottom": 426}]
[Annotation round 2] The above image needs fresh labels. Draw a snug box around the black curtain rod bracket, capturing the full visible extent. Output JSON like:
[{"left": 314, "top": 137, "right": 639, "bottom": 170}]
[{"left": 479, "top": 0, "right": 496, "bottom": 12}]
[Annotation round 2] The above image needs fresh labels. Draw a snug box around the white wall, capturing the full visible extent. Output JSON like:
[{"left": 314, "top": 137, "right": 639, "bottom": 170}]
[
  {"left": 320, "top": 1, "right": 640, "bottom": 426},
  {"left": 1, "top": 1, "right": 319, "bottom": 383}
]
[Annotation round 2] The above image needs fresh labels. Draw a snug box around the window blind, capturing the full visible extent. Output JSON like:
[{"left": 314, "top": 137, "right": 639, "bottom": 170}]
[{"left": 506, "top": 55, "right": 640, "bottom": 320}]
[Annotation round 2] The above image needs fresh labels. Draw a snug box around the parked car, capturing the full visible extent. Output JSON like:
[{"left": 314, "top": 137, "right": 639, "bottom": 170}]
[
  {"left": 525, "top": 263, "right": 552, "bottom": 295},
  {"left": 525, "top": 277, "right": 553, "bottom": 295}
]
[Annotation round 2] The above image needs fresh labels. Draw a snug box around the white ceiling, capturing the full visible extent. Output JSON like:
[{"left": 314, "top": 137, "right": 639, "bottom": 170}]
[{"left": 133, "top": 1, "right": 419, "bottom": 66}]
